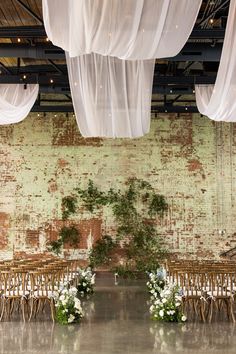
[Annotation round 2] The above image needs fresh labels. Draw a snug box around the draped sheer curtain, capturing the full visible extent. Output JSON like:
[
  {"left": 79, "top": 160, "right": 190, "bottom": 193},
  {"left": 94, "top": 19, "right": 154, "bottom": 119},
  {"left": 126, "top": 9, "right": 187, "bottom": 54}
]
[
  {"left": 67, "top": 54, "right": 154, "bottom": 137},
  {"left": 43, "top": 0, "right": 201, "bottom": 60},
  {"left": 0, "top": 84, "right": 39, "bottom": 125},
  {"left": 43, "top": 0, "right": 202, "bottom": 137},
  {"left": 195, "top": 0, "right": 236, "bottom": 121}
]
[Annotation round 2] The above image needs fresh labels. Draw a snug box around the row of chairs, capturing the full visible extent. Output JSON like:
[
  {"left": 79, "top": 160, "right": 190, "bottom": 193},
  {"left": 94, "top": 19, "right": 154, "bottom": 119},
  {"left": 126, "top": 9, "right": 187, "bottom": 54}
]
[
  {"left": 164, "top": 259, "right": 236, "bottom": 322},
  {"left": 0, "top": 257, "right": 81, "bottom": 322}
]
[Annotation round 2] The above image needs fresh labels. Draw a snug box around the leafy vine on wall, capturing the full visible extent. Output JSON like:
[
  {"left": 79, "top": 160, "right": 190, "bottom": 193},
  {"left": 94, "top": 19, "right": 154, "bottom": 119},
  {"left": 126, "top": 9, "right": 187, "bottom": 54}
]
[{"left": 49, "top": 178, "right": 168, "bottom": 272}]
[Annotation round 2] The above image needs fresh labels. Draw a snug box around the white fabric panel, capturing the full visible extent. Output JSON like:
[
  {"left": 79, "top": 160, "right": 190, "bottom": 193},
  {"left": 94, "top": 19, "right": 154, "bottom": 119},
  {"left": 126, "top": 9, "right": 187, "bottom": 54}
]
[
  {"left": 43, "top": 0, "right": 201, "bottom": 137},
  {"left": 67, "top": 53, "right": 155, "bottom": 137},
  {"left": 195, "top": 0, "right": 236, "bottom": 121},
  {"left": 43, "top": 0, "right": 201, "bottom": 60},
  {"left": 0, "top": 84, "right": 39, "bottom": 125}
]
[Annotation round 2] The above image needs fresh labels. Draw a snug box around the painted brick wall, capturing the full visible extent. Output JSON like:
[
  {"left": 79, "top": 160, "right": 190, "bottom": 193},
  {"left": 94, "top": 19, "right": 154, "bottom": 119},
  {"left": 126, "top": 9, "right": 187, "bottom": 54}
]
[{"left": 0, "top": 112, "right": 235, "bottom": 260}]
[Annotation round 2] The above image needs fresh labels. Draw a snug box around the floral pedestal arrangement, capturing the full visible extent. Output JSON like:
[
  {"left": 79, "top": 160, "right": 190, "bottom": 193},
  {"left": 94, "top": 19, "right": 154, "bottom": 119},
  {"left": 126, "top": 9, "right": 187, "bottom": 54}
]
[
  {"left": 147, "top": 268, "right": 186, "bottom": 323},
  {"left": 77, "top": 268, "right": 95, "bottom": 297},
  {"left": 55, "top": 287, "right": 84, "bottom": 325}
]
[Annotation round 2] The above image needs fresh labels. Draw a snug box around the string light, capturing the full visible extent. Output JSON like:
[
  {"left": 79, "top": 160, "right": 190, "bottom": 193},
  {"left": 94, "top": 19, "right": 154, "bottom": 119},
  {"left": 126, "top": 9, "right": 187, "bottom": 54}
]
[
  {"left": 37, "top": 113, "right": 40, "bottom": 117},
  {"left": 50, "top": 79, "right": 54, "bottom": 84},
  {"left": 17, "top": 38, "right": 21, "bottom": 43},
  {"left": 209, "top": 18, "right": 214, "bottom": 24},
  {"left": 46, "top": 37, "right": 50, "bottom": 42},
  {"left": 54, "top": 114, "right": 57, "bottom": 117},
  {"left": 23, "top": 74, "right": 27, "bottom": 79}
]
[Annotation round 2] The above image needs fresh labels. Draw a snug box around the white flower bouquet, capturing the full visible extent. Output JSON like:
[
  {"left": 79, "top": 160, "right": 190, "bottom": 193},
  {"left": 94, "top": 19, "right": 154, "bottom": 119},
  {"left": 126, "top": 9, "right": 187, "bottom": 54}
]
[
  {"left": 147, "top": 268, "right": 166, "bottom": 300},
  {"left": 77, "top": 267, "right": 95, "bottom": 297},
  {"left": 148, "top": 268, "right": 186, "bottom": 323},
  {"left": 55, "top": 286, "right": 84, "bottom": 325}
]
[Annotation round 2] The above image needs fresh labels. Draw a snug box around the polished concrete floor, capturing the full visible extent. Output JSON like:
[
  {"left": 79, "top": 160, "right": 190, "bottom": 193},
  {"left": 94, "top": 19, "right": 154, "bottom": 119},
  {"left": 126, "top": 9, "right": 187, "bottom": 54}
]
[{"left": 0, "top": 277, "right": 236, "bottom": 353}]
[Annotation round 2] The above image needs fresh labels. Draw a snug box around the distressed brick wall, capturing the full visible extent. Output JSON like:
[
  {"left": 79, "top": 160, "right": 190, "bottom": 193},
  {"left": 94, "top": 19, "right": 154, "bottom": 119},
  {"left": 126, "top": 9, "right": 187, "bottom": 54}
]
[{"left": 0, "top": 112, "right": 236, "bottom": 260}]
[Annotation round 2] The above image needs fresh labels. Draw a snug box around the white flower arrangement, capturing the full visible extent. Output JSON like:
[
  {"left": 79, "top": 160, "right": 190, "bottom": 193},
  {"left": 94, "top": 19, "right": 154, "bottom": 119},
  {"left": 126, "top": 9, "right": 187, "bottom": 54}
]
[
  {"left": 147, "top": 268, "right": 166, "bottom": 301},
  {"left": 148, "top": 268, "right": 186, "bottom": 323},
  {"left": 77, "top": 267, "right": 95, "bottom": 297},
  {"left": 55, "top": 286, "right": 84, "bottom": 325}
]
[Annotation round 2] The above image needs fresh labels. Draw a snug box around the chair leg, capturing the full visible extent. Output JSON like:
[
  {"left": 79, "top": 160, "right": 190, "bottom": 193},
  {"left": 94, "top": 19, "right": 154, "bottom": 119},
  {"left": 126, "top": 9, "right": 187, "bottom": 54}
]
[
  {"left": 50, "top": 299, "right": 55, "bottom": 322},
  {"left": 0, "top": 298, "right": 6, "bottom": 321},
  {"left": 7, "top": 299, "right": 11, "bottom": 319},
  {"left": 21, "top": 298, "right": 26, "bottom": 322},
  {"left": 228, "top": 299, "right": 235, "bottom": 323},
  {"left": 208, "top": 300, "right": 213, "bottom": 323},
  {"left": 193, "top": 299, "right": 198, "bottom": 315},
  {"left": 199, "top": 300, "right": 206, "bottom": 323},
  {"left": 29, "top": 297, "right": 35, "bottom": 322}
]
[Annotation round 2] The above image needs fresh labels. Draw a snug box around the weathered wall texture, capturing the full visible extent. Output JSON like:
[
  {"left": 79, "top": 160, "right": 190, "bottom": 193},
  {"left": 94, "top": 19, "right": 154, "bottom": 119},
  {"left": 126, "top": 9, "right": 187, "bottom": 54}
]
[{"left": 0, "top": 112, "right": 236, "bottom": 260}]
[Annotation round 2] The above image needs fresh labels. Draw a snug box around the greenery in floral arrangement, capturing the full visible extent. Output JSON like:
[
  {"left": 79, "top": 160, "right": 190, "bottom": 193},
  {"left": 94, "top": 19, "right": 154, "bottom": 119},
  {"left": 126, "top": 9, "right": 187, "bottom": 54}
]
[
  {"left": 89, "top": 235, "right": 116, "bottom": 268},
  {"left": 48, "top": 225, "right": 80, "bottom": 255},
  {"left": 148, "top": 268, "right": 186, "bottom": 323},
  {"left": 55, "top": 286, "right": 83, "bottom": 325},
  {"left": 77, "top": 268, "right": 95, "bottom": 297},
  {"left": 147, "top": 268, "right": 167, "bottom": 298}
]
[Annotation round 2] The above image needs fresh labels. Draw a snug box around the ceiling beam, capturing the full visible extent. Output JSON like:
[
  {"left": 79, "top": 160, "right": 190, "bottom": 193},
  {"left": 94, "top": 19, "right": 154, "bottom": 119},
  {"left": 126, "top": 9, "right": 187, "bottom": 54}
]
[
  {"left": 197, "top": 0, "right": 230, "bottom": 27},
  {"left": 0, "top": 44, "right": 64, "bottom": 59},
  {"left": 0, "top": 42, "right": 222, "bottom": 61},
  {"left": 0, "top": 26, "right": 225, "bottom": 39},
  {"left": 152, "top": 106, "right": 198, "bottom": 113},
  {"left": 14, "top": 0, "right": 43, "bottom": 25},
  {"left": 38, "top": 85, "right": 197, "bottom": 95},
  {"left": 0, "top": 74, "right": 216, "bottom": 85},
  {"left": 31, "top": 105, "right": 199, "bottom": 113}
]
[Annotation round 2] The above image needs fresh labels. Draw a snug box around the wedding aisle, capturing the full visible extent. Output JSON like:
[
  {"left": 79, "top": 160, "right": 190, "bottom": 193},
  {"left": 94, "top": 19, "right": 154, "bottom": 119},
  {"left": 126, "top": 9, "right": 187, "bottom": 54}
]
[{"left": 0, "top": 276, "right": 236, "bottom": 354}]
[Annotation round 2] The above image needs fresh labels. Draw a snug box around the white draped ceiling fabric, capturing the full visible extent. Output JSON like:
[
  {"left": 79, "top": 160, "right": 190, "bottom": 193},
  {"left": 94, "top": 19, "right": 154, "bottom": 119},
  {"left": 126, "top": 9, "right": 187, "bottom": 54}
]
[
  {"left": 195, "top": 0, "right": 236, "bottom": 122},
  {"left": 43, "top": 0, "right": 202, "bottom": 137},
  {"left": 0, "top": 84, "right": 39, "bottom": 125}
]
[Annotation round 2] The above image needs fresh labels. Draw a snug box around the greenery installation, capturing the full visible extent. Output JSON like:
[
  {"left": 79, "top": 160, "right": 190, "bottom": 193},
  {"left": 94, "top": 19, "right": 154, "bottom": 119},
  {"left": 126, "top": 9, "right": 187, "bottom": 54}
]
[{"left": 49, "top": 178, "right": 168, "bottom": 274}]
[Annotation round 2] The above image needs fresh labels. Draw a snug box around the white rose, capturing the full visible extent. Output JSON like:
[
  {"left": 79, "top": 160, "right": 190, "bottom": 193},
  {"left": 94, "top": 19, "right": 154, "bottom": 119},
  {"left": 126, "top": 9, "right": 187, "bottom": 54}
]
[
  {"left": 176, "top": 302, "right": 181, "bottom": 307},
  {"left": 162, "top": 298, "right": 167, "bottom": 304},
  {"left": 68, "top": 314, "right": 75, "bottom": 323},
  {"left": 181, "top": 315, "right": 187, "bottom": 322},
  {"left": 159, "top": 309, "right": 164, "bottom": 317}
]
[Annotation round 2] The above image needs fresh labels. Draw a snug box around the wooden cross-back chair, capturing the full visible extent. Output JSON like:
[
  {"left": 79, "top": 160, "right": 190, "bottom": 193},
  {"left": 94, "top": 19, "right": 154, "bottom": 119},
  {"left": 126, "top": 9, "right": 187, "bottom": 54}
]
[
  {"left": 0, "top": 270, "right": 29, "bottom": 322},
  {"left": 207, "top": 272, "right": 236, "bottom": 323},
  {"left": 28, "top": 270, "right": 58, "bottom": 322},
  {"left": 176, "top": 270, "right": 206, "bottom": 322}
]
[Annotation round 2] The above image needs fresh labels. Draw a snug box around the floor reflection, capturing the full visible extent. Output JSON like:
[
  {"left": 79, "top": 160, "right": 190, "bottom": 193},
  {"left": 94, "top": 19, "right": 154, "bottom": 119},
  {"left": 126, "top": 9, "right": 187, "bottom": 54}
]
[{"left": 0, "top": 280, "right": 236, "bottom": 353}]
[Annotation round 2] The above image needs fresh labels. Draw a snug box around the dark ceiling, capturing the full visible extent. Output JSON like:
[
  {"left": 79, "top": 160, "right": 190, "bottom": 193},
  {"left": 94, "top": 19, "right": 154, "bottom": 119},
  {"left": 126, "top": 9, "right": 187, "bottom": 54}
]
[{"left": 0, "top": 0, "right": 230, "bottom": 114}]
